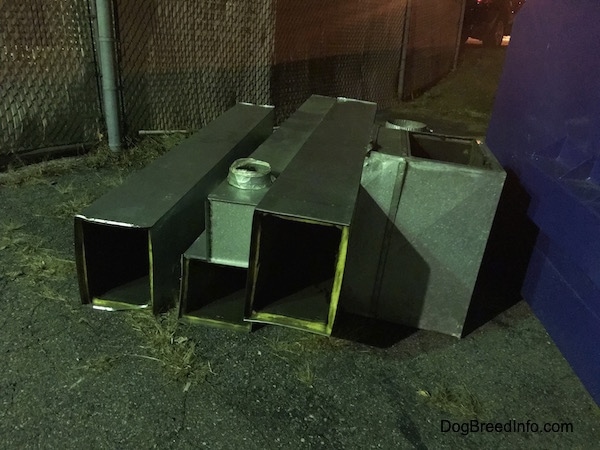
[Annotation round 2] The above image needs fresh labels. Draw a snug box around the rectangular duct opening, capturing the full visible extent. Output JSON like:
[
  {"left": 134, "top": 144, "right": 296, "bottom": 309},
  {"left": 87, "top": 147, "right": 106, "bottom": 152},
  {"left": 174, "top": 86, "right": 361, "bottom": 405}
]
[
  {"left": 181, "top": 258, "right": 249, "bottom": 331},
  {"left": 248, "top": 213, "right": 346, "bottom": 335},
  {"left": 178, "top": 233, "right": 251, "bottom": 331},
  {"left": 181, "top": 259, "right": 249, "bottom": 329},
  {"left": 409, "top": 133, "right": 492, "bottom": 168},
  {"left": 78, "top": 220, "right": 150, "bottom": 309}
]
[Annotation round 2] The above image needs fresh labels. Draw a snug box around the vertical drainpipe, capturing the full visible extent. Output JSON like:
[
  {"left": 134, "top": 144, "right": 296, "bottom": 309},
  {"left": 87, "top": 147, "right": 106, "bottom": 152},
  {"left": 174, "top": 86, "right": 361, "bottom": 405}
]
[
  {"left": 397, "top": 0, "right": 412, "bottom": 100},
  {"left": 95, "top": 0, "right": 122, "bottom": 152}
]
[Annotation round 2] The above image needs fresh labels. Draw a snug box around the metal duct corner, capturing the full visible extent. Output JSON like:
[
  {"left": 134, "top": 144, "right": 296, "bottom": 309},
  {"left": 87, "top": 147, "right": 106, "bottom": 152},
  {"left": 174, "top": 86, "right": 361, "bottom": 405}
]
[
  {"left": 245, "top": 98, "right": 377, "bottom": 336},
  {"left": 74, "top": 103, "right": 274, "bottom": 313},
  {"left": 342, "top": 129, "right": 506, "bottom": 337},
  {"left": 179, "top": 95, "right": 339, "bottom": 330},
  {"left": 179, "top": 232, "right": 252, "bottom": 332}
]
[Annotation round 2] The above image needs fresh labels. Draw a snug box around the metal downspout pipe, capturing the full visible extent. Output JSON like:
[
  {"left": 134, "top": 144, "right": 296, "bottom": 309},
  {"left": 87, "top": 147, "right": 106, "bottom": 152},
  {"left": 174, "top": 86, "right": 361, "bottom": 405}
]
[{"left": 95, "top": 0, "right": 122, "bottom": 152}]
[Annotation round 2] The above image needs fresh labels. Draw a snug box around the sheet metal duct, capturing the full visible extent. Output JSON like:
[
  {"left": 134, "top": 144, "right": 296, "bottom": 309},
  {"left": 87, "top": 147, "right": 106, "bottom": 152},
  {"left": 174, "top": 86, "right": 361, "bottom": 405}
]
[
  {"left": 206, "top": 95, "right": 337, "bottom": 268},
  {"left": 75, "top": 103, "right": 274, "bottom": 313},
  {"left": 179, "top": 95, "right": 338, "bottom": 330},
  {"left": 180, "top": 232, "right": 251, "bottom": 332},
  {"left": 342, "top": 129, "right": 506, "bottom": 337},
  {"left": 245, "top": 98, "right": 377, "bottom": 336}
]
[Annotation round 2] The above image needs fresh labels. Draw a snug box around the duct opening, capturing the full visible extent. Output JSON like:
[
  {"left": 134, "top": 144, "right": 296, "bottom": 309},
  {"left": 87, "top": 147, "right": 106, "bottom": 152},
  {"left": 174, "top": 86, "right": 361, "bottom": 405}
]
[
  {"left": 181, "top": 258, "right": 248, "bottom": 329},
  {"left": 409, "top": 133, "right": 492, "bottom": 168},
  {"left": 227, "top": 158, "right": 273, "bottom": 190},
  {"left": 385, "top": 119, "right": 428, "bottom": 132},
  {"left": 79, "top": 221, "right": 150, "bottom": 309},
  {"left": 248, "top": 213, "right": 345, "bottom": 333}
]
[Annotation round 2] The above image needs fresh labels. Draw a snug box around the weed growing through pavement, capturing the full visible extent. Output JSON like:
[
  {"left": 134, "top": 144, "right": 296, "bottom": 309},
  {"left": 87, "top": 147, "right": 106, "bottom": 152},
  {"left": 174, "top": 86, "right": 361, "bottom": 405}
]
[
  {"left": 51, "top": 191, "right": 96, "bottom": 218},
  {"left": 102, "top": 170, "right": 126, "bottom": 188},
  {"left": 126, "top": 309, "right": 209, "bottom": 389},
  {"left": 296, "top": 361, "right": 315, "bottom": 387},
  {"left": 82, "top": 355, "right": 119, "bottom": 374},
  {"left": 1, "top": 227, "right": 76, "bottom": 283},
  {"left": 418, "top": 384, "right": 486, "bottom": 419},
  {"left": 22, "top": 245, "right": 75, "bottom": 280},
  {"left": 1, "top": 223, "right": 79, "bottom": 313},
  {"left": 265, "top": 332, "right": 346, "bottom": 387},
  {"left": 52, "top": 181, "right": 76, "bottom": 195},
  {"left": 34, "top": 285, "right": 80, "bottom": 315},
  {"left": 267, "top": 332, "right": 346, "bottom": 358}
]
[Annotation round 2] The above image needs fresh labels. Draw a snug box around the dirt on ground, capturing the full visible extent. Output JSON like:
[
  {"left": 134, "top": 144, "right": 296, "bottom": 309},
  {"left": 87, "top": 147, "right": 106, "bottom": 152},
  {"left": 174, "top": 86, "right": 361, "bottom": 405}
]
[{"left": 0, "top": 43, "right": 599, "bottom": 449}]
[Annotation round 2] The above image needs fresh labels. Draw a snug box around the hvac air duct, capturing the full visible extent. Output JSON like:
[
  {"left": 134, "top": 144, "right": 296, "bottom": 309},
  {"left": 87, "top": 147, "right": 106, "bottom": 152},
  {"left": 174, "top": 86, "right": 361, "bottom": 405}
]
[
  {"left": 245, "top": 98, "right": 376, "bottom": 336},
  {"left": 342, "top": 128, "right": 506, "bottom": 337},
  {"left": 179, "top": 95, "right": 338, "bottom": 330},
  {"left": 75, "top": 103, "right": 273, "bottom": 313}
]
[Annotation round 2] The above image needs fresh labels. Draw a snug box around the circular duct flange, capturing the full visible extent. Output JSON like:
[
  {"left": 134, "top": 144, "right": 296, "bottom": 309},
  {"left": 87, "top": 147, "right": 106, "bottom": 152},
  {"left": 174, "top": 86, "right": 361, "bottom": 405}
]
[
  {"left": 385, "top": 119, "right": 429, "bottom": 132},
  {"left": 227, "top": 158, "right": 273, "bottom": 190}
]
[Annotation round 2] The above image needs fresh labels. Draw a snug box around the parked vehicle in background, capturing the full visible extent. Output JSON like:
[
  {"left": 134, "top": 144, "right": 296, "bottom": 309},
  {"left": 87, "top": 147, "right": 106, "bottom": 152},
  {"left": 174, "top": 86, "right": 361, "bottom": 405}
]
[{"left": 462, "top": 0, "right": 525, "bottom": 47}]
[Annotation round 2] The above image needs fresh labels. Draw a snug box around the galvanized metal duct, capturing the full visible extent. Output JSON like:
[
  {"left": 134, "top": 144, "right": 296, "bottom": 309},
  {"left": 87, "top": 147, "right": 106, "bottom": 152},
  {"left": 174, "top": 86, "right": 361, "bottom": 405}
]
[
  {"left": 75, "top": 103, "right": 273, "bottom": 313},
  {"left": 206, "top": 95, "right": 337, "bottom": 268},
  {"left": 179, "top": 95, "right": 338, "bottom": 331},
  {"left": 180, "top": 232, "right": 250, "bottom": 331},
  {"left": 342, "top": 128, "right": 506, "bottom": 337},
  {"left": 245, "top": 98, "right": 377, "bottom": 336}
]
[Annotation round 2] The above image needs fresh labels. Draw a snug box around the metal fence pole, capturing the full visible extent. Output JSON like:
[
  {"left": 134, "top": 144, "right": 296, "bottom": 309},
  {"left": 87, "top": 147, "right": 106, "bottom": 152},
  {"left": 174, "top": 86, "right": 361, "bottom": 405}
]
[
  {"left": 95, "top": 0, "right": 122, "bottom": 152},
  {"left": 454, "top": 0, "right": 467, "bottom": 70},
  {"left": 397, "top": 0, "right": 412, "bottom": 99}
]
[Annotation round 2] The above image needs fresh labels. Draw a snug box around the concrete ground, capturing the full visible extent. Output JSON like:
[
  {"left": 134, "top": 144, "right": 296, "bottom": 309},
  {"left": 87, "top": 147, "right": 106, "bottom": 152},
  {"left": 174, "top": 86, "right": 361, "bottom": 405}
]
[{"left": 0, "top": 43, "right": 598, "bottom": 449}]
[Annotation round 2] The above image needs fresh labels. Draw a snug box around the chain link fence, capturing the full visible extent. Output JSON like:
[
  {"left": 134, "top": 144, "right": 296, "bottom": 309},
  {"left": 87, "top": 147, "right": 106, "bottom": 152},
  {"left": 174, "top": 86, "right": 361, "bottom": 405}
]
[
  {"left": 115, "top": 0, "right": 414, "bottom": 130},
  {"left": 1, "top": 0, "right": 464, "bottom": 157},
  {"left": 402, "top": 0, "right": 465, "bottom": 100},
  {"left": 114, "top": 0, "right": 273, "bottom": 135},
  {"left": 116, "top": 0, "right": 463, "bottom": 130},
  {"left": 272, "top": 0, "right": 409, "bottom": 122},
  {"left": 0, "top": 0, "right": 101, "bottom": 159}
]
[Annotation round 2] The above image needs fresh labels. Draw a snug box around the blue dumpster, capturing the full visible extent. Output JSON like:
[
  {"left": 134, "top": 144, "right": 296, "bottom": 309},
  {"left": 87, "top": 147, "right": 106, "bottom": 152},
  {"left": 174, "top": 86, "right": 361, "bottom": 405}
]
[{"left": 486, "top": 0, "right": 600, "bottom": 403}]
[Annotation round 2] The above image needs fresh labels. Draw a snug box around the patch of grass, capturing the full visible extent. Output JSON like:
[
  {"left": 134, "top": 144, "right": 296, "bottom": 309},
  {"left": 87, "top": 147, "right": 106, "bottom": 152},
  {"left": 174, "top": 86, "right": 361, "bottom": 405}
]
[
  {"left": 24, "top": 251, "right": 76, "bottom": 280},
  {"left": 51, "top": 192, "right": 96, "bottom": 218},
  {"left": 0, "top": 134, "right": 187, "bottom": 187},
  {"left": 418, "top": 384, "right": 485, "bottom": 419},
  {"left": 0, "top": 220, "right": 26, "bottom": 250},
  {"left": 82, "top": 355, "right": 119, "bottom": 374},
  {"left": 85, "top": 134, "right": 186, "bottom": 170},
  {"left": 102, "top": 170, "right": 126, "bottom": 188},
  {"left": 126, "top": 309, "right": 208, "bottom": 387},
  {"left": 267, "top": 336, "right": 304, "bottom": 358},
  {"left": 296, "top": 362, "right": 315, "bottom": 387},
  {"left": 265, "top": 333, "right": 343, "bottom": 387},
  {"left": 34, "top": 284, "right": 79, "bottom": 314},
  {"left": 0, "top": 219, "right": 24, "bottom": 233},
  {"left": 267, "top": 333, "right": 346, "bottom": 358},
  {"left": 0, "top": 157, "right": 82, "bottom": 187},
  {"left": 52, "top": 181, "right": 77, "bottom": 195},
  {"left": 3, "top": 270, "right": 24, "bottom": 281},
  {"left": 5, "top": 232, "right": 76, "bottom": 281}
]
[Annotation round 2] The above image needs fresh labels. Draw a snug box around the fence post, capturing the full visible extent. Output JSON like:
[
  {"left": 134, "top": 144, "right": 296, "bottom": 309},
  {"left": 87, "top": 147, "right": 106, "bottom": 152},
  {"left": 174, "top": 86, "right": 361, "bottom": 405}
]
[
  {"left": 454, "top": 0, "right": 467, "bottom": 70},
  {"left": 397, "top": 0, "right": 412, "bottom": 100},
  {"left": 95, "top": 0, "right": 122, "bottom": 152}
]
